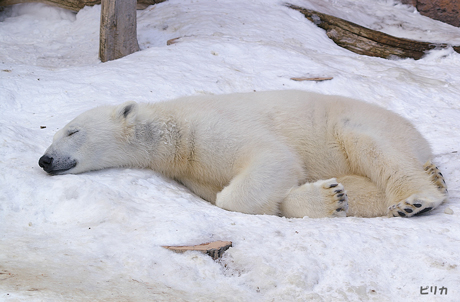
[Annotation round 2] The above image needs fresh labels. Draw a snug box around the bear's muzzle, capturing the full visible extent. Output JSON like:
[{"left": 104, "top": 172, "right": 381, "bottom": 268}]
[{"left": 39, "top": 154, "right": 77, "bottom": 174}]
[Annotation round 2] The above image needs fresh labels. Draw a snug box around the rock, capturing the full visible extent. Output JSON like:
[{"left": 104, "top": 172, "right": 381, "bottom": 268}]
[
  {"left": 444, "top": 207, "right": 454, "bottom": 215},
  {"left": 401, "top": 0, "right": 460, "bottom": 27}
]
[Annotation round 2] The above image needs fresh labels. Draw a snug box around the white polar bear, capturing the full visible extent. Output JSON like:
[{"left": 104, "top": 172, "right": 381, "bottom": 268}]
[{"left": 39, "top": 90, "right": 447, "bottom": 218}]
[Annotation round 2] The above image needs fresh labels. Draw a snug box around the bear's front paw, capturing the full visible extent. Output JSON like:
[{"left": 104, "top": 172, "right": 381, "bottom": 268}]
[
  {"left": 319, "top": 178, "right": 349, "bottom": 217},
  {"left": 388, "top": 194, "right": 439, "bottom": 218}
]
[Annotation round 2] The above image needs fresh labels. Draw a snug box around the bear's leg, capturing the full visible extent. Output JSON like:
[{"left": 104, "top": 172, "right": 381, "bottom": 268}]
[
  {"left": 335, "top": 175, "right": 388, "bottom": 217},
  {"left": 341, "top": 131, "right": 447, "bottom": 218},
  {"left": 279, "top": 178, "right": 349, "bottom": 218},
  {"left": 215, "top": 150, "right": 304, "bottom": 215}
]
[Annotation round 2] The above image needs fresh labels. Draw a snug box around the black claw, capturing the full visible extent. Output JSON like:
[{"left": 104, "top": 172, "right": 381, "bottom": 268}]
[
  {"left": 334, "top": 189, "right": 343, "bottom": 193},
  {"left": 404, "top": 208, "right": 413, "bottom": 213},
  {"left": 329, "top": 183, "right": 338, "bottom": 188},
  {"left": 336, "top": 208, "right": 344, "bottom": 212},
  {"left": 413, "top": 203, "right": 422, "bottom": 208},
  {"left": 439, "top": 172, "right": 443, "bottom": 177},
  {"left": 337, "top": 193, "right": 344, "bottom": 198},
  {"left": 339, "top": 198, "right": 347, "bottom": 203},
  {"left": 414, "top": 207, "right": 433, "bottom": 216},
  {"left": 398, "top": 211, "right": 406, "bottom": 217}
]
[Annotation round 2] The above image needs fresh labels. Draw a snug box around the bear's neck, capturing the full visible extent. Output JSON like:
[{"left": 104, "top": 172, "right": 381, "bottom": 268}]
[{"left": 133, "top": 108, "right": 191, "bottom": 177}]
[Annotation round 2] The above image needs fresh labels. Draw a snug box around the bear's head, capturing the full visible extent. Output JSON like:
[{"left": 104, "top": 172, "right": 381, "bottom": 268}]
[{"left": 39, "top": 101, "right": 139, "bottom": 175}]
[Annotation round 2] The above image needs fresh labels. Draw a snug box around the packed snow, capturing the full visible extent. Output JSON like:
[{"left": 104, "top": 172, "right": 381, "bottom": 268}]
[{"left": 1, "top": 0, "right": 460, "bottom": 301}]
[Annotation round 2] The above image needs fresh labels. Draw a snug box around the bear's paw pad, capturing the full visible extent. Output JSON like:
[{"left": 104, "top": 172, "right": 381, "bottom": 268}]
[{"left": 388, "top": 195, "right": 437, "bottom": 218}]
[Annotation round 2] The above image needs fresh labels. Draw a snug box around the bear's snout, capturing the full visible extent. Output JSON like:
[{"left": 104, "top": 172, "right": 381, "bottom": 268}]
[
  {"left": 38, "top": 154, "right": 78, "bottom": 174},
  {"left": 39, "top": 155, "right": 54, "bottom": 172}
]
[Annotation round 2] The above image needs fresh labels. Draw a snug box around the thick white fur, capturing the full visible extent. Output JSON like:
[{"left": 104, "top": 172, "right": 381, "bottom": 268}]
[{"left": 40, "top": 90, "right": 447, "bottom": 218}]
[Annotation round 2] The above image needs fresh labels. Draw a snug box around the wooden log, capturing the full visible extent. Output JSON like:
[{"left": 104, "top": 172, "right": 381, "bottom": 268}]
[
  {"left": 99, "top": 0, "right": 139, "bottom": 62},
  {"left": 163, "top": 241, "right": 233, "bottom": 260},
  {"left": 0, "top": 0, "right": 166, "bottom": 12},
  {"left": 286, "top": 4, "right": 460, "bottom": 60}
]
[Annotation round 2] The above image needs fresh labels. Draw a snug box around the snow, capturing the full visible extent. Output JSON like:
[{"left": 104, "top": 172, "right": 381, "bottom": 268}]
[{"left": 1, "top": 0, "right": 460, "bottom": 300}]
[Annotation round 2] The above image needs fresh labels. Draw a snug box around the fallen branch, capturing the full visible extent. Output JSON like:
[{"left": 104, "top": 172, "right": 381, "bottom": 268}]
[
  {"left": 286, "top": 3, "right": 460, "bottom": 60},
  {"left": 166, "top": 37, "right": 181, "bottom": 45},
  {"left": 163, "top": 241, "right": 232, "bottom": 260}
]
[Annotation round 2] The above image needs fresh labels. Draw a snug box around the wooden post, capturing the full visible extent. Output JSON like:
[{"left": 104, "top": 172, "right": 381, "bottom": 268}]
[{"left": 99, "top": 0, "right": 140, "bottom": 62}]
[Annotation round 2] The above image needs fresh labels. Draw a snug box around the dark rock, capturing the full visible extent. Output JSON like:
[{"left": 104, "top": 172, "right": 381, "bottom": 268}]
[{"left": 401, "top": 0, "right": 460, "bottom": 27}]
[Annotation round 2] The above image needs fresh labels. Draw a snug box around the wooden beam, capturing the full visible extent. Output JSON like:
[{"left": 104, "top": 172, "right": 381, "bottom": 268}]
[
  {"left": 0, "top": 0, "right": 166, "bottom": 12},
  {"left": 286, "top": 4, "right": 460, "bottom": 60},
  {"left": 99, "top": 0, "right": 139, "bottom": 62}
]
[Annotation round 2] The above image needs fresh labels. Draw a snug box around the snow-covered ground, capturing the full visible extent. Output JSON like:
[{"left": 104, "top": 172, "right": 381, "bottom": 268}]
[{"left": 1, "top": 0, "right": 460, "bottom": 301}]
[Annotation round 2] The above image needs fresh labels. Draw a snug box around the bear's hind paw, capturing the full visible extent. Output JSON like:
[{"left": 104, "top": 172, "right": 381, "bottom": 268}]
[
  {"left": 388, "top": 194, "right": 441, "bottom": 218},
  {"left": 424, "top": 161, "right": 448, "bottom": 195}
]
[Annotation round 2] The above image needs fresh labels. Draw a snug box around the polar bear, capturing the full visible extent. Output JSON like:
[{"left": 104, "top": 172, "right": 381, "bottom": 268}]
[{"left": 38, "top": 90, "right": 447, "bottom": 218}]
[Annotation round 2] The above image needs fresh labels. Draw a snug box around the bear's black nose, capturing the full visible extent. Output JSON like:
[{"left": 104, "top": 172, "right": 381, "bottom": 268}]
[{"left": 39, "top": 155, "right": 53, "bottom": 172}]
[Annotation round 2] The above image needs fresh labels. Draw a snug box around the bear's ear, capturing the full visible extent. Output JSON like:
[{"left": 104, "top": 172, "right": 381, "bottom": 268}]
[{"left": 114, "top": 101, "right": 138, "bottom": 125}]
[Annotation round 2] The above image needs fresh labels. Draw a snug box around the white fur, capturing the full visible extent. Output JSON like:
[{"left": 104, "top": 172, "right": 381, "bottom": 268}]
[{"left": 39, "top": 90, "right": 448, "bottom": 218}]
